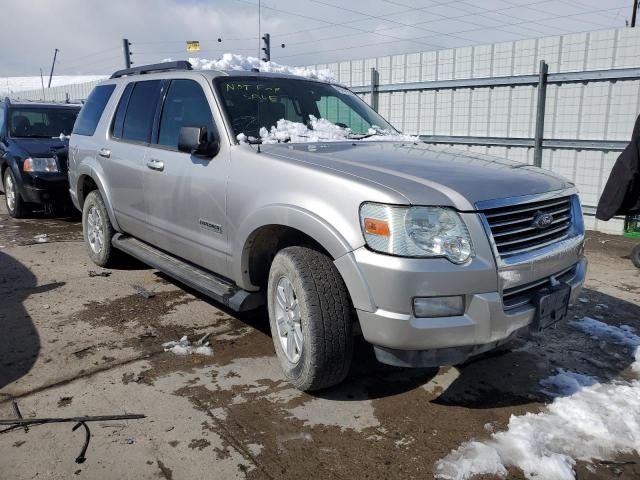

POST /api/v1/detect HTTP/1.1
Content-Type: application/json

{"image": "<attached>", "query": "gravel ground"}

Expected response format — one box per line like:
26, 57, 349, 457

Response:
0, 197, 639, 480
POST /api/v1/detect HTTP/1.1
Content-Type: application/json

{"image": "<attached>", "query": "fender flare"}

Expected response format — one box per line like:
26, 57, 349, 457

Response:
75, 162, 122, 232
234, 204, 353, 287
233, 204, 375, 312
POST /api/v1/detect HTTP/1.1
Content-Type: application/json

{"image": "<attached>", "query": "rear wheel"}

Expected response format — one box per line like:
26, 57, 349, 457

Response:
82, 190, 117, 267
267, 246, 353, 391
3, 169, 28, 218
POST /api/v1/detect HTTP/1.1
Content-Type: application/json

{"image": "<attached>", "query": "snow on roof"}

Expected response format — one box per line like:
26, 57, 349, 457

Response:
434, 318, 640, 480
185, 53, 336, 82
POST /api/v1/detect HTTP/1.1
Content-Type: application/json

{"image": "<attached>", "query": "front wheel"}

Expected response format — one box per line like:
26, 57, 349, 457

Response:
3, 169, 29, 218
267, 246, 353, 391
82, 190, 117, 267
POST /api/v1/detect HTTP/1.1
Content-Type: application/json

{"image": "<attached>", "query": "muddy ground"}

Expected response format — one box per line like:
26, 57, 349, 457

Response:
0, 197, 639, 480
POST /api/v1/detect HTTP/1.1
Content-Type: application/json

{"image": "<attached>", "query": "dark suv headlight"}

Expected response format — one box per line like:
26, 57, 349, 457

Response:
23, 157, 59, 173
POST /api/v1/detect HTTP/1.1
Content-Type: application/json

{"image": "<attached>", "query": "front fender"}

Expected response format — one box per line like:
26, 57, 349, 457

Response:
234, 204, 356, 288
75, 160, 121, 232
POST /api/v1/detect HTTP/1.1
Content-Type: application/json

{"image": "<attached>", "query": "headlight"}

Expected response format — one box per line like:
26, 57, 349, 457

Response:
23, 157, 59, 173
359, 202, 474, 263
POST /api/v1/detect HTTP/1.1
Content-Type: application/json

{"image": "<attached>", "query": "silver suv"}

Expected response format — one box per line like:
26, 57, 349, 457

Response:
68, 61, 587, 391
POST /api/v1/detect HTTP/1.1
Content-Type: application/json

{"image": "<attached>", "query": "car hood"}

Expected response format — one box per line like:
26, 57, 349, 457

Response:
260, 141, 573, 210
10, 137, 70, 172
11, 137, 68, 157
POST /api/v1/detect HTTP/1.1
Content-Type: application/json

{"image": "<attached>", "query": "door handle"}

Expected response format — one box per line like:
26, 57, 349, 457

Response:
98, 148, 111, 158
146, 159, 164, 171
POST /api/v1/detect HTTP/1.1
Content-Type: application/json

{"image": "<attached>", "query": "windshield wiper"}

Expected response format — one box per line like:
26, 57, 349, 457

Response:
347, 132, 381, 139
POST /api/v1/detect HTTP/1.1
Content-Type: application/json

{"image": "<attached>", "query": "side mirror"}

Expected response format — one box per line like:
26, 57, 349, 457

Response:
178, 126, 220, 158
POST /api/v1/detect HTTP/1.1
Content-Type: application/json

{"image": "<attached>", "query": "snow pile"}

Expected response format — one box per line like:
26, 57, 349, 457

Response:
539, 369, 598, 397
570, 317, 640, 348
176, 53, 335, 82
162, 336, 213, 356
238, 115, 417, 144
434, 318, 640, 480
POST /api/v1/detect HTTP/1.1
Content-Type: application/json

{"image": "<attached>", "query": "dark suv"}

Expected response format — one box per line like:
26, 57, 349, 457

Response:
0, 98, 81, 217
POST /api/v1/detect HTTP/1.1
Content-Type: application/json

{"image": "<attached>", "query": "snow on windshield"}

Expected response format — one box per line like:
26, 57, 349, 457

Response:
169, 53, 336, 82
237, 115, 418, 144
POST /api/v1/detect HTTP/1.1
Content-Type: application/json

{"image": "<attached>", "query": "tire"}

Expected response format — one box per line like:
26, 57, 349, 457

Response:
631, 244, 640, 269
82, 190, 117, 267
267, 246, 353, 391
3, 168, 29, 218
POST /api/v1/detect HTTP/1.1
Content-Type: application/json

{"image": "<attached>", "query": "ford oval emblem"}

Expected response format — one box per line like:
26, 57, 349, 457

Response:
532, 211, 554, 229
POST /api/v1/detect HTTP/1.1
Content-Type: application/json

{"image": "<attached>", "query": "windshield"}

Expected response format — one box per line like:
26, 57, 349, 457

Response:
9, 107, 79, 138
214, 77, 396, 140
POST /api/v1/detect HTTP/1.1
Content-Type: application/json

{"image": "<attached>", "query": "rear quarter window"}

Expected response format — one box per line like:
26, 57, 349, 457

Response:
73, 84, 116, 136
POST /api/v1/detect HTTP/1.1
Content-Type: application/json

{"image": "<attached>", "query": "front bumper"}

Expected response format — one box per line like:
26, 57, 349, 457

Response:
337, 204, 587, 367
20, 172, 70, 205
360, 257, 586, 367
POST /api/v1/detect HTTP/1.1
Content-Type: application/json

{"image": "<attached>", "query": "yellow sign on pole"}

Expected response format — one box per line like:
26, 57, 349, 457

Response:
186, 41, 200, 52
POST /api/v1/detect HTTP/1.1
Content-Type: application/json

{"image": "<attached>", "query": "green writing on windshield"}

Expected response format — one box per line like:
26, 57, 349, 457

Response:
225, 82, 281, 102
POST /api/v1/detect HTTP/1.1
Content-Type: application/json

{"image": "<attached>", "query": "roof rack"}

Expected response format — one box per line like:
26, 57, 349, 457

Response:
110, 61, 193, 79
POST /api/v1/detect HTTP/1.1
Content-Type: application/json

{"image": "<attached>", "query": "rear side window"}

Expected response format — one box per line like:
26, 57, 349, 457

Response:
111, 83, 134, 139
0, 105, 5, 136
73, 84, 116, 136
157, 79, 215, 149
121, 80, 162, 143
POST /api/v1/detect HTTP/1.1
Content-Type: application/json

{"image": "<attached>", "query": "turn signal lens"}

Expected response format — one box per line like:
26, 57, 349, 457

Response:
363, 217, 390, 237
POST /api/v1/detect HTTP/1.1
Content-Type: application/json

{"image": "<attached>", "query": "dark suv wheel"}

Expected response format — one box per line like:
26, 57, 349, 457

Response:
267, 246, 353, 391
3, 168, 28, 218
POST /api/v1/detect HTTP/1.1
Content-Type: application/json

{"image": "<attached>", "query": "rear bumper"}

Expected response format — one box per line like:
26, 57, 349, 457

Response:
357, 257, 587, 367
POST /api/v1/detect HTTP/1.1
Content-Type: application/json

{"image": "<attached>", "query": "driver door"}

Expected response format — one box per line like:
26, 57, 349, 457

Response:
143, 78, 230, 277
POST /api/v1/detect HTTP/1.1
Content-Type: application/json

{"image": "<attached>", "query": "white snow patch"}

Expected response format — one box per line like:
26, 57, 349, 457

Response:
570, 317, 640, 348
539, 369, 598, 397
434, 318, 640, 480
164, 53, 335, 82
162, 336, 213, 356
34, 234, 48, 243
246, 115, 417, 144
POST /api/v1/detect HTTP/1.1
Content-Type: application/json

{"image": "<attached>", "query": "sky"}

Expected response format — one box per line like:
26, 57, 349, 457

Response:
0, 0, 633, 76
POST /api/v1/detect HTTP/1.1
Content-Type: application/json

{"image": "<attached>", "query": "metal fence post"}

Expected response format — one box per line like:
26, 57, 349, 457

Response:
370, 67, 379, 112
533, 60, 548, 167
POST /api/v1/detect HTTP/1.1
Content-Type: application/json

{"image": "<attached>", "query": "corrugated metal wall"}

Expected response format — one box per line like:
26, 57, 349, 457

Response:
12, 80, 103, 103
12, 28, 640, 234
308, 28, 640, 235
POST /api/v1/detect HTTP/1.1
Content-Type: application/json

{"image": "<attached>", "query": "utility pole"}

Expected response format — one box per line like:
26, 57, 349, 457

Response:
122, 38, 132, 68
632, 0, 639, 27
47, 48, 59, 88
261, 33, 270, 62
40, 68, 46, 100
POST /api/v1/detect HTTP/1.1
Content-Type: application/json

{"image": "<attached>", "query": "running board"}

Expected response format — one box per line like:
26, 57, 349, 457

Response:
112, 233, 263, 312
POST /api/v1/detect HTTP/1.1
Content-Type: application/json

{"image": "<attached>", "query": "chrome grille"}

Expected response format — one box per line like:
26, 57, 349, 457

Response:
482, 196, 573, 257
